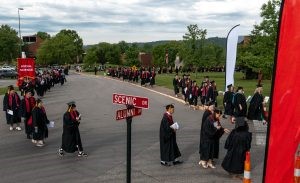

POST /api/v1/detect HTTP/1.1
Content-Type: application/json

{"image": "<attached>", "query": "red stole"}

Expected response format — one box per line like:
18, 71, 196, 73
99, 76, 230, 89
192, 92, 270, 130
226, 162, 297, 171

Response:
164, 112, 174, 125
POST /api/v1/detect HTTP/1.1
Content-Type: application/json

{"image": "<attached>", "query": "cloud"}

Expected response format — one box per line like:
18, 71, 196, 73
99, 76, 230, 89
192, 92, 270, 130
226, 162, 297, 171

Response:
0, 0, 268, 44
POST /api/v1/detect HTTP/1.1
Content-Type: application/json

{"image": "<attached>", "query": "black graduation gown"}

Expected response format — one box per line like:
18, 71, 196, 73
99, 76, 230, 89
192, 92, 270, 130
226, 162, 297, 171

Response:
233, 93, 247, 117
159, 113, 181, 162
3, 93, 21, 125
200, 115, 223, 161
61, 111, 83, 153
247, 92, 264, 120
222, 128, 252, 174
32, 107, 49, 140
199, 110, 212, 154
223, 91, 234, 115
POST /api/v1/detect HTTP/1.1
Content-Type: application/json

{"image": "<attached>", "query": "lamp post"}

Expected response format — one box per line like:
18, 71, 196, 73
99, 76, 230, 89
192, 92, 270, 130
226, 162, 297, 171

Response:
18, 7, 24, 57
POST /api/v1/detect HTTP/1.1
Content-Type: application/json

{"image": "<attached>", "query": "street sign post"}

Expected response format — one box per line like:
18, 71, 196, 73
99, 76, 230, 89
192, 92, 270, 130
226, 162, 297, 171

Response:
116, 107, 142, 120
113, 94, 149, 183
112, 93, 149, 109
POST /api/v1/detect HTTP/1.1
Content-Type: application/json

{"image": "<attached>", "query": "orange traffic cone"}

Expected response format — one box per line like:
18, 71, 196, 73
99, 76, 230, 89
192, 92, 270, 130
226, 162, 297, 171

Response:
243, 151, 251, 183
295, 145, 300, 183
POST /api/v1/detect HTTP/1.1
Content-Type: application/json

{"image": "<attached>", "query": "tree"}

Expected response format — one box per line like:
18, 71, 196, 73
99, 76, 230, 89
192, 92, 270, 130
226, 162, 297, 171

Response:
118, 40, 129, 54
83, 42, 121, 67
238, 0, 281, 79
36, 32, 78, 65
57, 29, 84, 63
37, 31, 51, 40
0, 25, 19, 63
124, 44, 140, 66
182, 24, 207, 69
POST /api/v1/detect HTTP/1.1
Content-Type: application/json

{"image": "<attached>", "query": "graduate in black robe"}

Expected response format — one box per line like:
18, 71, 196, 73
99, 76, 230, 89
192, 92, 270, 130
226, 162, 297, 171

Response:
199, 104, 215, 159
247, 85, 264, 120
32, 99, 49, 147
222, 117, 252, 176
58, 101, 87, 157
19, 90, 36, 139
223, 84, 234, 117
159, 104, 182, 166
233, 87, 247, 117
3, 85, 21, 131
199, 109, 229, 169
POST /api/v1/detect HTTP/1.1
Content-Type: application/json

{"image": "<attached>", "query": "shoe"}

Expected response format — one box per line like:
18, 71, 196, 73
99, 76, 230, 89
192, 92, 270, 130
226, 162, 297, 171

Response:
207, 163, 216, 169
16, 127, 22, 131
36, 141, 44, 147
58, 149, 64, 156
32, 139, 37, 144
200, 161, 208, 169
173, 160, 183, 165
9, 126, 14, 131
78, 152, 88, 157
160, 161, 171, 166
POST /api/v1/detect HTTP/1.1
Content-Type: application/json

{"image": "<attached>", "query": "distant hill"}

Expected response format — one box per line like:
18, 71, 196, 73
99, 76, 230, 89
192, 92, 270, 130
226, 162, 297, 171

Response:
83, 37, 227, 50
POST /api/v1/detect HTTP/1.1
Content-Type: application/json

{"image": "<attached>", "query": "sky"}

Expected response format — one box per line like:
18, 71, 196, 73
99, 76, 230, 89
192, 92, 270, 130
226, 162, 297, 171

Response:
0, 0, 269, 45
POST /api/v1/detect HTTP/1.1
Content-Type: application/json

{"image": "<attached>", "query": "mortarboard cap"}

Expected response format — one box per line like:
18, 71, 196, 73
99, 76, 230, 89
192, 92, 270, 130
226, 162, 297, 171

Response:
67, 101, 76, 107
210, 80, 215, 84
227, 84, 233, 88
235, 117, 247, 128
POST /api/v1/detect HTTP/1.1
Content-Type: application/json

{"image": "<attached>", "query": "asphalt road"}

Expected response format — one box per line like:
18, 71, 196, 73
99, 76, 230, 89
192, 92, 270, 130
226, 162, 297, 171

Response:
0, 72, 266, 183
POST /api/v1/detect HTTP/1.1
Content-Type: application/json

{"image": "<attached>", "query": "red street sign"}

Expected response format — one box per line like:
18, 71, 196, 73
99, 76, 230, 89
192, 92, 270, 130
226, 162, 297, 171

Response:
116, 107, 142, 120
112, 93, 149, 109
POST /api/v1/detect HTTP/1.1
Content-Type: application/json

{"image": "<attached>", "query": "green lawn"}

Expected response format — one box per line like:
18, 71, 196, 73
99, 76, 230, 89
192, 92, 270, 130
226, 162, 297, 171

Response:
0, 87, 8, 95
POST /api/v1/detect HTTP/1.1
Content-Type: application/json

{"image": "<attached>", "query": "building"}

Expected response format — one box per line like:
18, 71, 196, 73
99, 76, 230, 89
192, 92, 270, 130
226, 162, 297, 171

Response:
138, 52, 153, 67
22, 35, 44, 58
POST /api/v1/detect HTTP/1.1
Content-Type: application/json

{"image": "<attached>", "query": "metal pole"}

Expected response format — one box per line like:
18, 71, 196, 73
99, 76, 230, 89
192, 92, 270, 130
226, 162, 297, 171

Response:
18, 8, 24, 57
126, 104, 133, 183
126, 116, 132, 183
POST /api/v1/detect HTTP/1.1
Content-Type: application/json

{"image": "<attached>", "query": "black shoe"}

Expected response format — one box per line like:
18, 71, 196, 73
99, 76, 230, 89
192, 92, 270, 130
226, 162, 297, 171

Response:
160, 161, 171, 166
173, 160, 183, 165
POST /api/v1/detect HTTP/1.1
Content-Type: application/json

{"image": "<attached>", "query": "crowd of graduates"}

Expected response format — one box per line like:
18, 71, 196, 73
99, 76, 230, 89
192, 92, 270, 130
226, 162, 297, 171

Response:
165, 74, 268, 179
104, 66, 156, 87
3, 67, 68, 147
3, 67, 88, 156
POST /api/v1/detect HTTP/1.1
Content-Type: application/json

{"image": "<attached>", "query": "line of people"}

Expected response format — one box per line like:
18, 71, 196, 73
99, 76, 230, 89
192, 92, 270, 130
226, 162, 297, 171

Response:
173, 74, 268, 123
173, 75, 219, 109
3, 84, 88, 156
106, 66, 156, 87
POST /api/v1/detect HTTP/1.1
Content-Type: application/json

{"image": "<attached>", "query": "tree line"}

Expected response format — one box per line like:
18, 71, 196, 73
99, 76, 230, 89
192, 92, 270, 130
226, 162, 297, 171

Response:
0, 0, 280, 79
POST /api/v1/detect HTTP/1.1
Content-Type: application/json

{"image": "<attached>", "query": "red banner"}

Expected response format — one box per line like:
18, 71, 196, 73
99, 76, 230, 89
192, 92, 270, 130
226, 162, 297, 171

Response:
17, 58, 35, 80
264, 1, 300, 182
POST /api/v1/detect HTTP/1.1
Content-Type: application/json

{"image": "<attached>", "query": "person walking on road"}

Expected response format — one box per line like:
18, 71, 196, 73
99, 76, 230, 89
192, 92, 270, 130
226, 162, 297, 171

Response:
58, 101, 87, 157
3, 85, 22, 131
221, 117, 252, 179
159, 104, 182, 166
32, 99, 49, 147
19, 90, 36, 139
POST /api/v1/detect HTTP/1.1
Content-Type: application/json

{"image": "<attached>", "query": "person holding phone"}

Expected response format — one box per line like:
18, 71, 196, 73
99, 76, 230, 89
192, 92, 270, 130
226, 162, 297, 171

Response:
58, 101, 87, 157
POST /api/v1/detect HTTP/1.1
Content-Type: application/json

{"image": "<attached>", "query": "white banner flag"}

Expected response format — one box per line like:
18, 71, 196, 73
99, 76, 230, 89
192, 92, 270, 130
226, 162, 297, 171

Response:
225, 25, 240, 91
